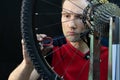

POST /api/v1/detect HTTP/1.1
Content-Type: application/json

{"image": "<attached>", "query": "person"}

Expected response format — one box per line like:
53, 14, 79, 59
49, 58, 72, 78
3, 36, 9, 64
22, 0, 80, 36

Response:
8, 0, 109, 80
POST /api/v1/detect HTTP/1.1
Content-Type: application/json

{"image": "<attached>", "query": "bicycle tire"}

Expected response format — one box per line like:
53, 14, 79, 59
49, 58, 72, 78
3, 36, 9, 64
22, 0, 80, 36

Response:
20, 0, 62, 79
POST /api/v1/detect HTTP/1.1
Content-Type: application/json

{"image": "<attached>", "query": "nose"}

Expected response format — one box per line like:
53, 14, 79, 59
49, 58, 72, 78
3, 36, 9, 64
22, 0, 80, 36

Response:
68, 20, 76, 29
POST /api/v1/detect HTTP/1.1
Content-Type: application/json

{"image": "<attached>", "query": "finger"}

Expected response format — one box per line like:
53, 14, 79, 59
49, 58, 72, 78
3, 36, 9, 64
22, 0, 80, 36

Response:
21, 39, 27, 55
39, 42, 44, 50
42, 45, 53, 56
36, 34, 47, 41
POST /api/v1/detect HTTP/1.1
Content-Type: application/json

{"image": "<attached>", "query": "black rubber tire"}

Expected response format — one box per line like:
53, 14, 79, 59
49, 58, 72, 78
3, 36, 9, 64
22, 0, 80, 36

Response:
20, 0, 62, 80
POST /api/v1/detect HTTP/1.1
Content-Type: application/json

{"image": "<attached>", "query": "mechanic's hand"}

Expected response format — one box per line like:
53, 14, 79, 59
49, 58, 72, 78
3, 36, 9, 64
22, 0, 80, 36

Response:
36, 34, 53, 55
21, 34, 53, 65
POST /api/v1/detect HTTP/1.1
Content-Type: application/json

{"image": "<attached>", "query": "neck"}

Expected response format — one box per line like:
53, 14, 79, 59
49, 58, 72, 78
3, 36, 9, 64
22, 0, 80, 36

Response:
70, 40, 89, 54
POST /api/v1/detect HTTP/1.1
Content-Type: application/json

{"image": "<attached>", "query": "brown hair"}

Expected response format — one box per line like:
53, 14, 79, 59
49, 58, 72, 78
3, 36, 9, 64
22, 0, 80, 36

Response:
62, 0, 65, 4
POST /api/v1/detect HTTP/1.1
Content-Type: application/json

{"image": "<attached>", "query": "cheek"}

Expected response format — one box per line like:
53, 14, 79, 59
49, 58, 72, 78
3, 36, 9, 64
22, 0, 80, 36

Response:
76, 22, 85, 31
62, 23, 67, 33
61, 18, 67, 31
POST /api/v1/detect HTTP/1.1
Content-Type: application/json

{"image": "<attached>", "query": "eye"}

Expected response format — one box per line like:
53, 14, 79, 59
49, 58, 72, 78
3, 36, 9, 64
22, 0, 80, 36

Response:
65, 14, 70, 18
75, 14, 83, 19
62, 13, 71, 18
79, 15, 84, 19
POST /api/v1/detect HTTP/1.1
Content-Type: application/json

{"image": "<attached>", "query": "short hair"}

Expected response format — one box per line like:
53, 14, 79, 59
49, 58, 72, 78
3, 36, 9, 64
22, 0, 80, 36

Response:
62, 0, 89, 5
62, 0, 65, 4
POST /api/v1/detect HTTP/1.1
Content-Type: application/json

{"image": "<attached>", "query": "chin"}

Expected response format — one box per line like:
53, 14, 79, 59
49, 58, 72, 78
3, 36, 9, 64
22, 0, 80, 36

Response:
68, 37, 80, 42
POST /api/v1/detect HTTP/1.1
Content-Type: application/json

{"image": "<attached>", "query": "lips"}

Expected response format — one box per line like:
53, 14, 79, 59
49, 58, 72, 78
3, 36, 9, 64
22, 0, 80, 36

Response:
67, 31, 76, 36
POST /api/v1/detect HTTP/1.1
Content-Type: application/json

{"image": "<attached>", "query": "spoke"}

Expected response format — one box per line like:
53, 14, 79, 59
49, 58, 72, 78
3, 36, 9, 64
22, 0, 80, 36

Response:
76, 60, 90, 80
59, 42, 89, 79
36, 0, 91, 31
37, 19, 75, 29
68, 0, 90, 15
40, 0, 85, 15
37, 20, 92, 32
38, 12, 61, 15
45, 43, 69, 67
43, 37, 91, 79
68, 0, 84, 10
62, 53, 77, 77
44, 41, 67, 58
36, 0, 91, 30
44, 29, 91, 57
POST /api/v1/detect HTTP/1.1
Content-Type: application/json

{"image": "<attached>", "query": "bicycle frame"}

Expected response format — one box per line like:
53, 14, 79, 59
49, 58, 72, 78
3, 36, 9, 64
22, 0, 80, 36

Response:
89, 16, 120, 80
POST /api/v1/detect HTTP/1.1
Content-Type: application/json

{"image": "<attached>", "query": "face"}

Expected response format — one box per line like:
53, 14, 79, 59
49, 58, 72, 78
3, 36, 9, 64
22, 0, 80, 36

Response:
61, 0, 88, 42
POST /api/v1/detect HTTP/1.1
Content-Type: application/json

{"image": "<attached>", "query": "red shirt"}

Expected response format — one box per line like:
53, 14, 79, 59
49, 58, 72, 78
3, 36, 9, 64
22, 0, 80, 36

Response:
51, 42, 108, 80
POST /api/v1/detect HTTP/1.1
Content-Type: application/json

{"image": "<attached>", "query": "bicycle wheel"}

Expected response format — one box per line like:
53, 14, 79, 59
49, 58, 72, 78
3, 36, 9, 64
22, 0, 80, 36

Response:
21, 0, 63, 79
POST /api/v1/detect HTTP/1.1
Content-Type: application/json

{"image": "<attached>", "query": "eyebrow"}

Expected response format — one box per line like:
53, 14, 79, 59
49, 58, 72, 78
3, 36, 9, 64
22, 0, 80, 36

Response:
61, 11, 71, 14
61, 11, 83, 16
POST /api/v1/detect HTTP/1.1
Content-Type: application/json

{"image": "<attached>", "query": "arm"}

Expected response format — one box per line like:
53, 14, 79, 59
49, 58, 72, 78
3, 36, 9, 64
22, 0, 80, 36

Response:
8, 39, 34, 80
8, 60, 34, 80
8, 34, 52, 80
